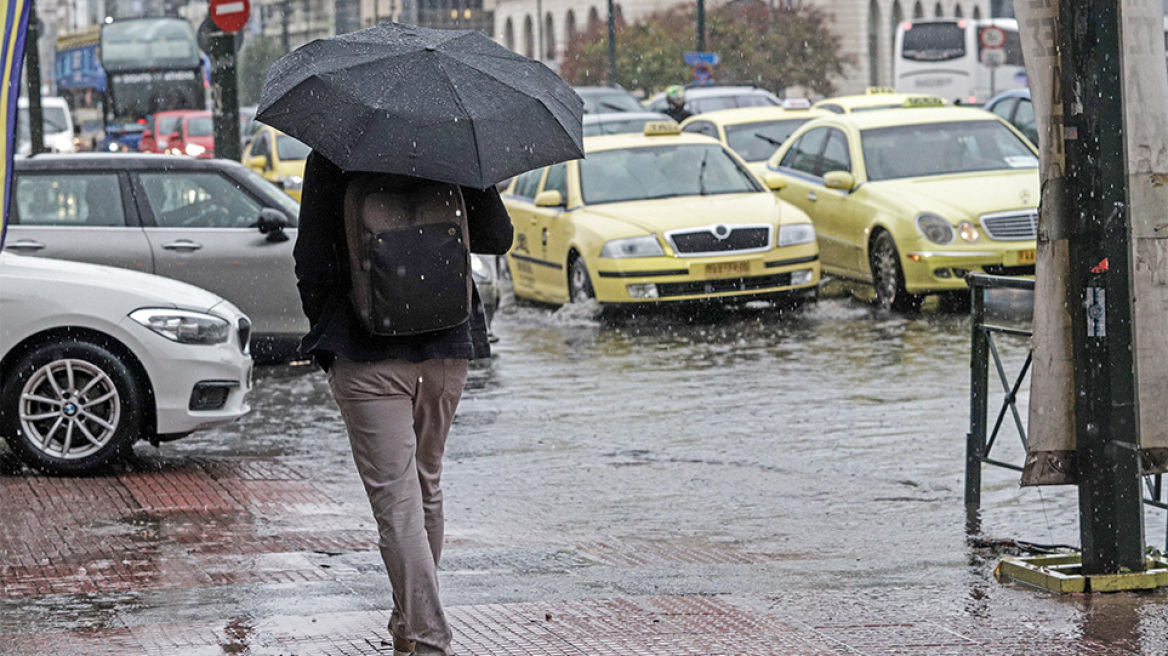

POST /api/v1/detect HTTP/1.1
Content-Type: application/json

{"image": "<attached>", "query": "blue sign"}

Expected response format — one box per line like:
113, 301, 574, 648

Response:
683, 51, 720, 67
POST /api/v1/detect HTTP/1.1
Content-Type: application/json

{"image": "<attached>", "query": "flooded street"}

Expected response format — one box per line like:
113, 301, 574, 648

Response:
4, 287, 1168, 654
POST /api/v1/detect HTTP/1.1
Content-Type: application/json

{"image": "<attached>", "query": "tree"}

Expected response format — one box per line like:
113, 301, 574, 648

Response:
236, 36, 287, 107
559, 2, 850, 97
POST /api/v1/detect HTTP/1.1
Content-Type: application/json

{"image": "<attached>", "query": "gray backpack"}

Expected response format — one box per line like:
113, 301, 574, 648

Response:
343, 174, 471, 336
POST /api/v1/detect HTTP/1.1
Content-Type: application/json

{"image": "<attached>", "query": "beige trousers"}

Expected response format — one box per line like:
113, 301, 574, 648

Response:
327, 356, 469, 655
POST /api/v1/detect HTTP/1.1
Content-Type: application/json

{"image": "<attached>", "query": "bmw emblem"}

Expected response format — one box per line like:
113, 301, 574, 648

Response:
63, 402, 78, 417
711, 224, 731, 240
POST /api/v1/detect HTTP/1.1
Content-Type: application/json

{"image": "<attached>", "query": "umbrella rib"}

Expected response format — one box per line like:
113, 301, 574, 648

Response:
437, 56, 484, 188
446, 54, 581, 128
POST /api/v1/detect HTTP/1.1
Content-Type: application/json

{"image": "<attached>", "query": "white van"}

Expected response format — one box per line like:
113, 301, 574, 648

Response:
17, 97, 77, 155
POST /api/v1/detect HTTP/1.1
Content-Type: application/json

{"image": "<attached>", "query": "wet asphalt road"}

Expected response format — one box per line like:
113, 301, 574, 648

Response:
4, 284, 1168, 653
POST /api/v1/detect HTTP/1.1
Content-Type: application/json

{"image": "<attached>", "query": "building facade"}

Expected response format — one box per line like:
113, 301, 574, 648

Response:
491, 0, 991, 94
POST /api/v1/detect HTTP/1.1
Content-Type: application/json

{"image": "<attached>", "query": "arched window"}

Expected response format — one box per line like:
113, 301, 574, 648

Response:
868, 0, 881, 86
545, 13, 555, 60
566, 9, 578, 43
913, 1, 924, 18
934, 2, 943, 16
954, 4, 963, 17
972, 5, 981, 19
588, 6, 600, 30
504, 17, 514, 51
614, 3, 624, 25
523, 15, 534, 58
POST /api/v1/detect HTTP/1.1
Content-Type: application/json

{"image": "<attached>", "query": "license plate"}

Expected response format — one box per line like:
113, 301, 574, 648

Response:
705, 261, 750, 279
1016, 249, 1036, 265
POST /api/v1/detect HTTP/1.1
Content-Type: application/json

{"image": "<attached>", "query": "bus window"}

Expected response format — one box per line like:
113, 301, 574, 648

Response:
901, 21, 965, 61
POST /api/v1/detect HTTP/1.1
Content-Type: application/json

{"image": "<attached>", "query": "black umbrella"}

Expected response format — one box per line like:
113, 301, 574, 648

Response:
255, 22, 584, 189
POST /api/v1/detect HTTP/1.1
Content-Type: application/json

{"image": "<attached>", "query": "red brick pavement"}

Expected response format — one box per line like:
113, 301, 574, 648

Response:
1, 459, 1162, 655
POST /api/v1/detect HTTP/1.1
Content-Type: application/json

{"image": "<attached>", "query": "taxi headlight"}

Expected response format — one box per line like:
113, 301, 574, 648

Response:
130, 308, 231, 345
279, 175, 304, 191
915, 213, 955, 245
778, 223, 816, 247
958, 221, 980, 243
185, 143, 206, 156
600, 235, 665, 258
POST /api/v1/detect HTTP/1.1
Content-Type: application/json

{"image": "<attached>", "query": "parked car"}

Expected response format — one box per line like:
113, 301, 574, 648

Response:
0, 253, 252, 474
500, 122, 819, 307
164, 110, 216, 158
763, 105, 1039, 311
574, 85, 644, 114
8, 154, 303, 362
643, 85, 781, 115
984, 88, 1036, 146
680, 105, 832, 176
811, 88, 948, 114
16, 96, 76, 155
583, 111, 672, 137
242, 124, 311, 201
139, 109, 201, 154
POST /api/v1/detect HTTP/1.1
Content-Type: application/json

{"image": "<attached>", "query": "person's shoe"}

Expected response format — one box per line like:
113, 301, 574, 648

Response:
388, 628, 415, 656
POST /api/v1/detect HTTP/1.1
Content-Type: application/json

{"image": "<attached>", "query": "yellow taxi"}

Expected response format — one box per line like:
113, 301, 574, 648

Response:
501, 122, 821, 306
762, 103, 1038, 310
679, 105, 832, 176
241, 124, 311, 201
812, 87, 948, 115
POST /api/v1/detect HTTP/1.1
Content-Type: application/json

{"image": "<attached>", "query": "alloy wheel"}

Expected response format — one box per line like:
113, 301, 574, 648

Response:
19, 358, 122, 461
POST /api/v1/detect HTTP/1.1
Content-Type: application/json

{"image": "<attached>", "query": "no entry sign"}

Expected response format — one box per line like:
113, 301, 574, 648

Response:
210, 0, 250, 32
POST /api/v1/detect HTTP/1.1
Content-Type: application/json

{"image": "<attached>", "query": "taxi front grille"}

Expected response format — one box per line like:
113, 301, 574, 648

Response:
981, 210, 1037, 241
666, 225, 772, 255
656, 272, 792, 298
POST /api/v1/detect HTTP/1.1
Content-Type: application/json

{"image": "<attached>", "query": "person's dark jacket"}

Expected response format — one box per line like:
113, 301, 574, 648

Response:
664, 104, 692, 123
294, 151, 513, 370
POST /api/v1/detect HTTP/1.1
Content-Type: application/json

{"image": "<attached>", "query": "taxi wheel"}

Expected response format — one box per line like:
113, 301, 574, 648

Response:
0, 339, 144, 475
568, 256, 595, 303
870, 231, 922, 312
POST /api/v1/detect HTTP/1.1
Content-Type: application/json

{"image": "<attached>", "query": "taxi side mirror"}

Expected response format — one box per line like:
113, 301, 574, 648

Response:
534, 189, 564, 207
245, 155, 267, 170
761, 171, 788, 191
823, 171, 856, 191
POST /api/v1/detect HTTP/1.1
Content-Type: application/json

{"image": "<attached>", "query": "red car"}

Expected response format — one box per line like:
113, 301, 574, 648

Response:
139, 109, 201, 154
164, 110, 216, 158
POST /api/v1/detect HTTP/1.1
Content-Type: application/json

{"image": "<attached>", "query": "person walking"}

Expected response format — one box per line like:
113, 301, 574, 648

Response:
294, 150, 513, 656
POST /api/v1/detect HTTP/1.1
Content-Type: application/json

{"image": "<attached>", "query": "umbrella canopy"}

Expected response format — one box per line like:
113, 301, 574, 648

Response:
255, 22, 584, 189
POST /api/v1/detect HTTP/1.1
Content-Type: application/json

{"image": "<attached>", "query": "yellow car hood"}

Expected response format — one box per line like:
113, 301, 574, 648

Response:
872, 170, 1039, 219
584, 193, 793, 234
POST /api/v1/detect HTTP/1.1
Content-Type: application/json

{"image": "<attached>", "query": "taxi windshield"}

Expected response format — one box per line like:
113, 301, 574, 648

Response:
579, 144, 762, 205
861, 120, 1038, 181
725, 118, 813, 161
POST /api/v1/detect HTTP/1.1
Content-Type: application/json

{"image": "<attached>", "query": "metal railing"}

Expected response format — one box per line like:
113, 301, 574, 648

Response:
964, 273, 1168, 549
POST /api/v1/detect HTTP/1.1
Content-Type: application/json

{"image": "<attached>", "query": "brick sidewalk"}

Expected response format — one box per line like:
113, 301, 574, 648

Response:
2, 455, 1166, 655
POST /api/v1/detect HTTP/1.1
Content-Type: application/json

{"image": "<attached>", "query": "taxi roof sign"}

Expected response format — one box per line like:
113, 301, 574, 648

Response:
865, 86, 896, 95
781, 98, 812, 110
644, 120, 681, 136
902, 96, 946, 108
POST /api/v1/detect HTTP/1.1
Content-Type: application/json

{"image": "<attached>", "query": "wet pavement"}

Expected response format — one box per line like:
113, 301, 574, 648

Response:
3, 286, 1168, 655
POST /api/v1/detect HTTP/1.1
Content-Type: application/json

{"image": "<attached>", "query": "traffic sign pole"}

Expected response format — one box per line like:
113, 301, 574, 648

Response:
206, 0, 249, 162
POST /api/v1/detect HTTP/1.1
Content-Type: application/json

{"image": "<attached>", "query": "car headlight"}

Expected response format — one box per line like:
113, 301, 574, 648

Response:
915, 213, 955, 245
777, 223, 816, 247
130, 308, 231, 345
470, 254, 493, 283
279, 175, 304, 191
958, 221, 980, 243
600, 235, 665, 258
185, 143, 206, 156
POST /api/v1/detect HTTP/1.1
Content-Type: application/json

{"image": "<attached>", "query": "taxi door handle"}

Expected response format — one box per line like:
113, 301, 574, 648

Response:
162, 240, 204, 252
3, 239, 46, 252
807, 192, 818, 202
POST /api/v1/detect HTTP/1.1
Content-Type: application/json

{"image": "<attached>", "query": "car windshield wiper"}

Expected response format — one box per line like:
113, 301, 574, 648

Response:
599, 101, 630, 112
698, 149, 710, 196
753, 132, 784, 147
